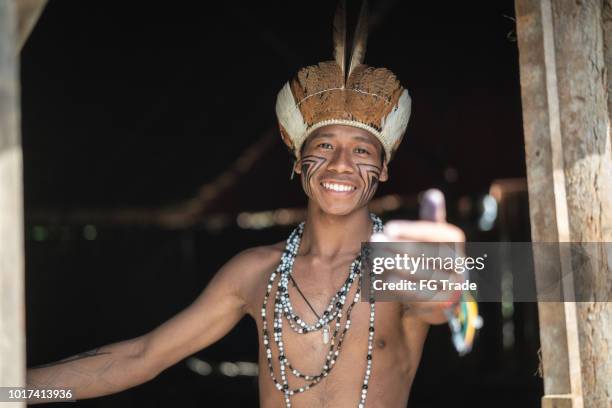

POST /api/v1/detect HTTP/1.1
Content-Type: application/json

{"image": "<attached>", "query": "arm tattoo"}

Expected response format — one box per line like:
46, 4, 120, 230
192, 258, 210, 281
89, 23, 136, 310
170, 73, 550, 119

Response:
28, 348, 118, 391
33, 348, 112, 369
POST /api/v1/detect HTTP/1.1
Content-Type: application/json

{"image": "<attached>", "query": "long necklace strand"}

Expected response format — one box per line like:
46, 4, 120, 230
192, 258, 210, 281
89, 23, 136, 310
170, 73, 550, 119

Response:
288, 275, 332, 343
261, 214, 383, 408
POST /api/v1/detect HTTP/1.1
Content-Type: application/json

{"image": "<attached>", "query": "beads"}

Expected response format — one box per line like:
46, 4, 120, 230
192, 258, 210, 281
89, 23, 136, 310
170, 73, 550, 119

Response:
261, 214, 383, 407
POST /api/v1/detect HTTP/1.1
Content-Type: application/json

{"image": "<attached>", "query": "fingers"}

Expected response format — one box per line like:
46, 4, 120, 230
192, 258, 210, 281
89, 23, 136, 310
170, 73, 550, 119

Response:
383, 220, 465, 243
371, 189, 461, 242
370, 233, 391, 244
381, 189, 462, 242
368, 188, 468, 308
419, 188, 446, 223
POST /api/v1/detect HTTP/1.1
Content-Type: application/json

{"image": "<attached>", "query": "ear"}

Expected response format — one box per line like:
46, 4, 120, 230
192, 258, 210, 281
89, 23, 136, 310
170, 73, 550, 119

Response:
379, 162, 389, 182
294, 158, 302, 175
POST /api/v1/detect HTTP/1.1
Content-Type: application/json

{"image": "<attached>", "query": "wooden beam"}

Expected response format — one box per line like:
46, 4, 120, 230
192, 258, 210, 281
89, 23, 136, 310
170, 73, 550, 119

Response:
542, 395, 574, 408
515, 0, 612, 407
0, 0, 26, 407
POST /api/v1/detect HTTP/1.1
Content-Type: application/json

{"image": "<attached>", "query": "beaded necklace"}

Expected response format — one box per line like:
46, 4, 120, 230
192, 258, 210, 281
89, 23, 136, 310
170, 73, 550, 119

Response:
261, 214, 383, 407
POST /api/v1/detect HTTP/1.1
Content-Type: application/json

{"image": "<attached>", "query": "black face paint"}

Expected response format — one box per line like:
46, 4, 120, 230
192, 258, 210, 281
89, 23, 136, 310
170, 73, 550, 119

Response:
356, 163, 382, 207
299, 155, 327, 197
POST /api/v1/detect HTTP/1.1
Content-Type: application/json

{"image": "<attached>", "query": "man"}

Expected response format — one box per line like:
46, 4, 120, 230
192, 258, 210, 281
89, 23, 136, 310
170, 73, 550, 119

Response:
27, 3, 465, 407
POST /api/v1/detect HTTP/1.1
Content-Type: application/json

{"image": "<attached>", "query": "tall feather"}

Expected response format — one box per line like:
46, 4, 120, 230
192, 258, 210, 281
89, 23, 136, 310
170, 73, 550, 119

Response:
333, 0, 347, 83
347, 0, 368, 78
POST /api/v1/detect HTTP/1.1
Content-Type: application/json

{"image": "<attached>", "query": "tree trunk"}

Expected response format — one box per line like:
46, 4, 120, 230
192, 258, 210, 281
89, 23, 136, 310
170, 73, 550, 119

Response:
515, 0, 612, 406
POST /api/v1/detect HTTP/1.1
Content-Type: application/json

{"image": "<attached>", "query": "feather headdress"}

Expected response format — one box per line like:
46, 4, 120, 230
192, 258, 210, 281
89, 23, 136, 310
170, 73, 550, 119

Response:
275, 0, 411, 163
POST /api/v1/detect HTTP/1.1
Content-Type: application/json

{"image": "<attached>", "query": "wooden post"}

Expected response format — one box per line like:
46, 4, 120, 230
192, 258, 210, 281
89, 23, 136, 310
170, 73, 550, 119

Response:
0, 0, 26, 407
515, 0, 612, 407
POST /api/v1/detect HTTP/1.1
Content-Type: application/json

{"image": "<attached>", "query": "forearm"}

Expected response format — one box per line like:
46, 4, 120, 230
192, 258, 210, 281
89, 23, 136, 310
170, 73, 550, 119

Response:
26, 336, 156, 403
404, 270, 465, 324
403, 301, 449, 324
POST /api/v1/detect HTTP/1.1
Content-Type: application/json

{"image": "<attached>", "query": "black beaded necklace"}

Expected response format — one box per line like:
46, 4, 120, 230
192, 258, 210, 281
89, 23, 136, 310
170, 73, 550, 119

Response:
261, 214, 383, 408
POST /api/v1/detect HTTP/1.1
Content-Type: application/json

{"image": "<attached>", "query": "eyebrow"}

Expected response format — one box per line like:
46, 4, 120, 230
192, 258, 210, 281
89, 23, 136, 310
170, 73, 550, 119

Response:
311, 132, 378, 147
351, 135, 378, 147
309, 132, 334, 141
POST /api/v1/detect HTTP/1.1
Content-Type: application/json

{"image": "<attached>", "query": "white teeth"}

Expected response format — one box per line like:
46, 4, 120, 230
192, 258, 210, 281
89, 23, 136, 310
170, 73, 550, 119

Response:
322, 182, 355, 192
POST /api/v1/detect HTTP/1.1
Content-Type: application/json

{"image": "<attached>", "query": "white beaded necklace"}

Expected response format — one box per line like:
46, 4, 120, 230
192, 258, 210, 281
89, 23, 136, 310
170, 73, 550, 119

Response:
261, 214, 383, 407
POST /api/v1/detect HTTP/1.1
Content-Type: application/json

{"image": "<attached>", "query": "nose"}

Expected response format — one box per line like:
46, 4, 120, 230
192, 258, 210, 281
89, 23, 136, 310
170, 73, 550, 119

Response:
326, 146, 354, 174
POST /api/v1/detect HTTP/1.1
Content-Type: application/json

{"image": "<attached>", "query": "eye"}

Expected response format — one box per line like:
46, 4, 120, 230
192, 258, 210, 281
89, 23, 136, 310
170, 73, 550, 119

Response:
317, 142, 333, 150
354, 147, 370, 155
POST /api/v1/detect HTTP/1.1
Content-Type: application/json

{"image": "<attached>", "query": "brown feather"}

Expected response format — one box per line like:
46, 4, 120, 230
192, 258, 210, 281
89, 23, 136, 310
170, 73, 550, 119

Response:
348, 0, 368, 78
333, 0, 347, 82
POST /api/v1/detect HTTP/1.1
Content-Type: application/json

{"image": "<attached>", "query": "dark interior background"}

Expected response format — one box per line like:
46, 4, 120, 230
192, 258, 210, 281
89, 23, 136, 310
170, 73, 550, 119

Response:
22, 0, 541, 406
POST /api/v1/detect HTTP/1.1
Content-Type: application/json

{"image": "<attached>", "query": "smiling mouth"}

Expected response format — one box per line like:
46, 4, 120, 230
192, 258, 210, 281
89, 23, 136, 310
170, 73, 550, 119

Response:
320, 181, 357, 192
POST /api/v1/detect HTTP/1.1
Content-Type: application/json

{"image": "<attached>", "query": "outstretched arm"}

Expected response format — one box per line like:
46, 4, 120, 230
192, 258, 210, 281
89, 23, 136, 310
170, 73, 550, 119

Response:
27, 248, 261, 403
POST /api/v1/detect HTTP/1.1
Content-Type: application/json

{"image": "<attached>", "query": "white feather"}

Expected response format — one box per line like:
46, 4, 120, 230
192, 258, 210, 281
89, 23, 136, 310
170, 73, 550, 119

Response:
275, 83, 307, 150
380, 90, 412, 158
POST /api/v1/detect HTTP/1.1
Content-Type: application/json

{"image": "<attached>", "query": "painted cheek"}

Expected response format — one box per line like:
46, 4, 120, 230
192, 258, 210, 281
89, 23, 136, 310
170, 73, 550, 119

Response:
356, 163, 382, 206
299, 155, 327, 198
300, 168, 312, 197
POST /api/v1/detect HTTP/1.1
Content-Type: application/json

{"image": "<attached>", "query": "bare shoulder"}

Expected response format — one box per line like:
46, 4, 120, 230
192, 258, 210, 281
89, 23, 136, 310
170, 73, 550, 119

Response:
224, 242, 284, 276
216, 242, 284, 313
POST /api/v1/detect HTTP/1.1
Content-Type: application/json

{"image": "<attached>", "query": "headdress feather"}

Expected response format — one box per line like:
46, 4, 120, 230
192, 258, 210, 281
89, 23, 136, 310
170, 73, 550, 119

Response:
277, 0, 411, 164
347, 0, 368, 79
332, 0, 347, 82
333, 0, 369, 83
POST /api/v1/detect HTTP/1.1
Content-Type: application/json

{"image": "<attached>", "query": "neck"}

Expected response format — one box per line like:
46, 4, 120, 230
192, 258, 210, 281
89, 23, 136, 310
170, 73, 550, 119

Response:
299, 202, 373, 258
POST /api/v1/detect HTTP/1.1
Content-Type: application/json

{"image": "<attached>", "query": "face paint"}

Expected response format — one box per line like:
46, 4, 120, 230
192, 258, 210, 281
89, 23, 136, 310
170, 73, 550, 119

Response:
299, 153, 381, 210
356, 163, 382, 207
299, 155, 327, 198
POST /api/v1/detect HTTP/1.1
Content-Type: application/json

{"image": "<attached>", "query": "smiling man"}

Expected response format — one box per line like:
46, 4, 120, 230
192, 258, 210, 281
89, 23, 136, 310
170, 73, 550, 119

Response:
297, 127, 387, 214
27, 3, 465, 407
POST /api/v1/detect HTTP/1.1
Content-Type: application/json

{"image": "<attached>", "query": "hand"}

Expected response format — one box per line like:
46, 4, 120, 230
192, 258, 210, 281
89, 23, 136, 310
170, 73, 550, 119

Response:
380, 189, 464, 243
369, 189, 466, 321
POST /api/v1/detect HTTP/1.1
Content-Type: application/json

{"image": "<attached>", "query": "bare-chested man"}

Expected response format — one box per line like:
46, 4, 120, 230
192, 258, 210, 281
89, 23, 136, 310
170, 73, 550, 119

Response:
27, 124, 464, 407
27, 4, 466, 407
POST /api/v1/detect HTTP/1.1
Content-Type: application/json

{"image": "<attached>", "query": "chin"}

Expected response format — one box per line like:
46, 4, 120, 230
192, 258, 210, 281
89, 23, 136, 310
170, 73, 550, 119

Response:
322, 207, 355, 216
315, 198, 364, 216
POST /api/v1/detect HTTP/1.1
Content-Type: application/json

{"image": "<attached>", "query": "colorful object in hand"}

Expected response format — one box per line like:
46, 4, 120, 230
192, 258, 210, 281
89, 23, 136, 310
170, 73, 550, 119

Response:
445, 292, 483, 356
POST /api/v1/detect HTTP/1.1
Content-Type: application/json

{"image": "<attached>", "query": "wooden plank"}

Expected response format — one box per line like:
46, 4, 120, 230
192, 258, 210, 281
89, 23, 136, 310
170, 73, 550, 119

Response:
0, 0, 26, 407
542, 395, 574, 408
515, 0, 581, 403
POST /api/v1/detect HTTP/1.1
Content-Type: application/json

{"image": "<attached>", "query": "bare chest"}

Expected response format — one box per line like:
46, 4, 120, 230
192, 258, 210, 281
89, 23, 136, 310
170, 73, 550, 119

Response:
247, 261, 427, 408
